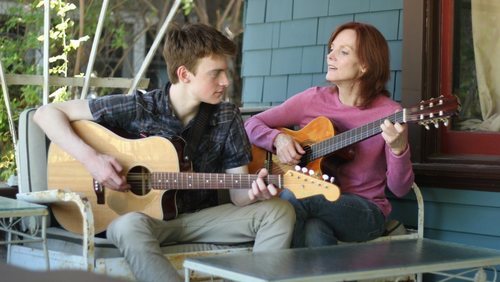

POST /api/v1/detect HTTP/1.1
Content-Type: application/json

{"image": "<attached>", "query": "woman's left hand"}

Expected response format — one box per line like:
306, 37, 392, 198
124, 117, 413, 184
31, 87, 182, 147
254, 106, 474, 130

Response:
380, 119, 408, 156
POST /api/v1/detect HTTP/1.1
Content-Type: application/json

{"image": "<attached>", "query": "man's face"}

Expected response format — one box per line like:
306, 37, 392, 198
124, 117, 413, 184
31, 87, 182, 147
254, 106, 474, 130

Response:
186, 55, 230, 105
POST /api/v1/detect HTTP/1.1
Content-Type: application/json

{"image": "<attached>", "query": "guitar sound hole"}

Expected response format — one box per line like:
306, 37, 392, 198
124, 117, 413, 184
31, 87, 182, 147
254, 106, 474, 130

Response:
127, 166, 151, 196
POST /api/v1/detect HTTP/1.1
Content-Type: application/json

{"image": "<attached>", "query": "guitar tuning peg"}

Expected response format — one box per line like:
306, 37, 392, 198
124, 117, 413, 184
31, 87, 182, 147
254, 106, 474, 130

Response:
308, 169, 314, 176
444, 119, 449, 126
322, 174, 329, 181
295, 165, 302, 172
301, 167, 308, 174
329, 176, 335, 183
433, 120, 439, 128
424, 123, 430, 130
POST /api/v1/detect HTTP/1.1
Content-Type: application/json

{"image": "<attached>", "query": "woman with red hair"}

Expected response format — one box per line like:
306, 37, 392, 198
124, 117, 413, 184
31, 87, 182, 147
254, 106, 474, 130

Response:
245, 22, 414, 247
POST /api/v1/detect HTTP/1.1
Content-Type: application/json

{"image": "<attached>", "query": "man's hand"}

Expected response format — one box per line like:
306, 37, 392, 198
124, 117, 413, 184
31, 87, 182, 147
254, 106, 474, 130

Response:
84, 153, 130, 191
248, 168, 279, 201
380, 119, 408, 156
273, 133, 305, 165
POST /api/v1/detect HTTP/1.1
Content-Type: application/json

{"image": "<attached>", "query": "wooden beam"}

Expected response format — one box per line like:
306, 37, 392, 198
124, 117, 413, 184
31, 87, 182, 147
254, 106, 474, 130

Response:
4, 74, 149, 89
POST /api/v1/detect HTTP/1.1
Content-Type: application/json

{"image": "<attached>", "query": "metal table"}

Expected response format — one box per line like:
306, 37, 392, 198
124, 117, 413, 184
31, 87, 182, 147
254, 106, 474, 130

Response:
0, 196, 49, 269
184, 238, 500, 282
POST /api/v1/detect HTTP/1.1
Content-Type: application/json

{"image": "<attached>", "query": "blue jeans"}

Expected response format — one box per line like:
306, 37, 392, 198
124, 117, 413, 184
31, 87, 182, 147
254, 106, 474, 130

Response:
280, 189, 385, 248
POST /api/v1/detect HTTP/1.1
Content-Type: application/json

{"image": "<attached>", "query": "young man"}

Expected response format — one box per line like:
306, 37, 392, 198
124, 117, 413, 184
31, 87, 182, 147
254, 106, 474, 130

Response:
34, 23, 295, 282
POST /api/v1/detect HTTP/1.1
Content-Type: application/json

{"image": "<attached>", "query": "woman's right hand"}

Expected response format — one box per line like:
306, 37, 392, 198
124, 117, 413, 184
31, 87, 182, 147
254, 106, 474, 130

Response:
273, 133, 305, 165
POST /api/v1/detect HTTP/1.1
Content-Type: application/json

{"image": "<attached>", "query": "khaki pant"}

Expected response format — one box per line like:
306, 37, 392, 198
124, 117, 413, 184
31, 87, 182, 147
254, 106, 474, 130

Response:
107, 198, 295, 282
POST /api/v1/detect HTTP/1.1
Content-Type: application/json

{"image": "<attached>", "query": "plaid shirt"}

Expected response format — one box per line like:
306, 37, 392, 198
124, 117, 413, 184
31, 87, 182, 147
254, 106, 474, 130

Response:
88, 83, 252, 214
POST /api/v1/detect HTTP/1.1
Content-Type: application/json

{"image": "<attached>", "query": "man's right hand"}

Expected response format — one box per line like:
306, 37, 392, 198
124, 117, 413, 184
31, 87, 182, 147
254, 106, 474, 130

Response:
273, 133, 305, 165
84, 153, 130, 191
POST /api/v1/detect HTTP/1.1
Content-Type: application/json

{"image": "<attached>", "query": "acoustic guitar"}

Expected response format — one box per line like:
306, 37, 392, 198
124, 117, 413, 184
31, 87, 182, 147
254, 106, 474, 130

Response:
47, 120, 339, 235
248, 95, 460, 175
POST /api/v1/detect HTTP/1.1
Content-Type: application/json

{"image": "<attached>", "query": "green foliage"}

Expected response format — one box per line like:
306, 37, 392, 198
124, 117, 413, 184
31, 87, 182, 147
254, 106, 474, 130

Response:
182, 0, 195, 15
0, 1, 42, 181
0, 0, 88, 181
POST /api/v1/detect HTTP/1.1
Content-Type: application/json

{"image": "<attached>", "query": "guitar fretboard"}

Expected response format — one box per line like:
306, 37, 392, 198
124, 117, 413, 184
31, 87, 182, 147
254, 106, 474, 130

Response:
150, 172, 282, 190
303, 110, 405, 163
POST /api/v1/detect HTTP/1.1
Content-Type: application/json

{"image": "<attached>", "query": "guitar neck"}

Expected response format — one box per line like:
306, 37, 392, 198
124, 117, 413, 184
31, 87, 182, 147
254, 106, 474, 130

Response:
149, 172, 282, 190
303, 111, 405, 163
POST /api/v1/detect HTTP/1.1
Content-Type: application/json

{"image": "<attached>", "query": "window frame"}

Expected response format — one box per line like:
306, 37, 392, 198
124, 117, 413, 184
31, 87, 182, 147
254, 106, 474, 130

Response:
402, 0, 500, 191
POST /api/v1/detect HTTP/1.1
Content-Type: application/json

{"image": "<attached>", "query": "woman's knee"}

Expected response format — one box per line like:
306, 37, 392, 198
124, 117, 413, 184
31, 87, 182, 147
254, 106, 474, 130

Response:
304, 218, 337, 247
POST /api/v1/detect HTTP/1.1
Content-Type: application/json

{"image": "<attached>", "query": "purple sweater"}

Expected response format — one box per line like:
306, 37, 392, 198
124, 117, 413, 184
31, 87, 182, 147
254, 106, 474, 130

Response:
245, 86, 415, 217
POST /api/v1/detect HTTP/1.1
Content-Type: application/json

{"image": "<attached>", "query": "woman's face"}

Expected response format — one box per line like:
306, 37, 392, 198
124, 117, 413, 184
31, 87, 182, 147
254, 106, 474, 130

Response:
325, 29, 366, 86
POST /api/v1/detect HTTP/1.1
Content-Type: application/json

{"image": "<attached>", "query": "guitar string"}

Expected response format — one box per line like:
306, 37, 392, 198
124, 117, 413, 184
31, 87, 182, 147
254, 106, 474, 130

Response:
306, 112, 404, 161
122, 172, 333, 192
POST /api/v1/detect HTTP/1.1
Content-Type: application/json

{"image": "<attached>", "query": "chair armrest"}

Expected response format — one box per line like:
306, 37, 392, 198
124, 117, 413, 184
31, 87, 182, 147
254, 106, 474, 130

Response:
16, 190, 96, 271
411, 183, 425, 239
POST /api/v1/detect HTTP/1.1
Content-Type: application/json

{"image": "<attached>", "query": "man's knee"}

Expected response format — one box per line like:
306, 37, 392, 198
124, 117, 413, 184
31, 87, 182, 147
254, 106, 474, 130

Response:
260, 198, 296, 227
107, 212, 149, 243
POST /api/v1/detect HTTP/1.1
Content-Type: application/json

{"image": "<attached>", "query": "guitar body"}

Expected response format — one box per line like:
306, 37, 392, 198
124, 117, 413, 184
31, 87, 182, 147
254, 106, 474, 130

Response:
249, 116, 336, 174
48, 120, 180, 234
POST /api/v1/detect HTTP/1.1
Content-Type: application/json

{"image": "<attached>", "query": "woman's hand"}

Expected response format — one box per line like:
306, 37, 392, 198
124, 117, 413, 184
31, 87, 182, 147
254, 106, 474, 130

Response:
380, 119, 408, 156
273, 133, 305, 165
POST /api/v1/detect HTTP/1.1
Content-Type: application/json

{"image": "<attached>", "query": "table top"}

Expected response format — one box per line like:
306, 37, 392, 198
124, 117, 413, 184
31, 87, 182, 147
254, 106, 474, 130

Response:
184, 238, 500, 282
0, 196, 48, 217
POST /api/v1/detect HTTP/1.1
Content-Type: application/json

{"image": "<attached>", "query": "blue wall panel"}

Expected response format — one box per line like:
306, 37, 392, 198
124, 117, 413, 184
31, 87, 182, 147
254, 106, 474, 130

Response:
271, 48, 303, 75
263, 76, 288, 103
301, 46, 324, 73
243, 24, 274, 50
266, 0, 293, 22
279, 19, 318, 47
391, 187, 500, 251
312, 73, 328, 86
245, 0, 266, 24
293, 0, 329, 19
287, 74, 312, 98
393, 71, 402, 101
241, 50, 271, 76
388, 40, 402, 70
370, 0, 403, 11
329, 0, 368, 15
242, 77, 264, 103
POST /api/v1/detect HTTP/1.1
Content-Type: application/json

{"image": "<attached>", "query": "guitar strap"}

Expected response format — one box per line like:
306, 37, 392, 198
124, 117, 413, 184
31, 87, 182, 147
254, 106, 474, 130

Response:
183, 102, 215, 163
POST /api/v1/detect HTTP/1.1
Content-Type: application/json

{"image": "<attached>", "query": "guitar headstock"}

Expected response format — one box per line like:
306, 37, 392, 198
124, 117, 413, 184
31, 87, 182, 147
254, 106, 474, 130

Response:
405, 95, 461, 129
283, 170, 340, 201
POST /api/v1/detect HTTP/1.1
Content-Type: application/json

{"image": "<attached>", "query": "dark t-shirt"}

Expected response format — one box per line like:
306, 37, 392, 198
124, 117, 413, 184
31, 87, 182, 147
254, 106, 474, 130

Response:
88, 83, 252, 214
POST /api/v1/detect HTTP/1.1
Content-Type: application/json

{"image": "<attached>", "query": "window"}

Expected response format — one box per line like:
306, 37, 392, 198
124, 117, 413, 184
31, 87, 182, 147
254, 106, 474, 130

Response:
402, 0, 500, 191
441, 0, 500, 156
